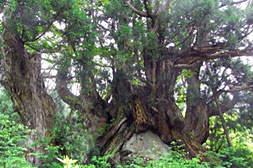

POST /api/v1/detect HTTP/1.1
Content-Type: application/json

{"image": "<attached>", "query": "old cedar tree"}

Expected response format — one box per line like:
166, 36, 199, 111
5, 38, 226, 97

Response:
1, 0, 253, 165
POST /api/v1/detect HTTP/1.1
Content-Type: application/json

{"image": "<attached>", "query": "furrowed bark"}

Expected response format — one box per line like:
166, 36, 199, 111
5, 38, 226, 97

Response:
0, 28, 55, 166
183, 65, 209, 144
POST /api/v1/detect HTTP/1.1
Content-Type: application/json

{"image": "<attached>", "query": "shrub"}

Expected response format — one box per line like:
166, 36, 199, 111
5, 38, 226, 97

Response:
117, 151, 210, 168
216, 145, 253, 168
0, 113, 34, 168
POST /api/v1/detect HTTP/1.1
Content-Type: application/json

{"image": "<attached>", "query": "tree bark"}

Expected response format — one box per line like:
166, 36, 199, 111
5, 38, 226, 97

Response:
215, 98, 232, 147
0, 30, 55, 166
95, 94, 206, 161
183, 65, 209, 144
93, 59, 211, 161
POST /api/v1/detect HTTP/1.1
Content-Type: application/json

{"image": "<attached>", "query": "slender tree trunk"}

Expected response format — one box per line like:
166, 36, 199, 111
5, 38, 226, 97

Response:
215, 99, 232, 147
0, 31, 55, 166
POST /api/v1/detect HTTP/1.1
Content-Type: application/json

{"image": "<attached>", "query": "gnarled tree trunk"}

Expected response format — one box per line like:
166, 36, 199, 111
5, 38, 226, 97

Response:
0, 28, 55, 166
94, 67, 208, 161
56, 61, 208, 164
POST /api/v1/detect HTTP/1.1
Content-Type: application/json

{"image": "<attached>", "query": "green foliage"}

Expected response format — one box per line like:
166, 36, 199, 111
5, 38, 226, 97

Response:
57, 155, 112, 168
0, 88, 33, 167
27, 136, 61, 168
33, 108, 94, 167
175, 86, 186, 111
0, 104, 252, 168
217, 146, 253, 168
24, 111, 93, 168
175, 69, 196, 111
51, 111, 92, 163
208, 112, 253, 152
180, 69, 195, 79
88, 155, 112, 168
206, 143, 253, 168
0, 89, 18, 121
207, 113, 253, 168
0, 113, 34, 168
236, 92, 253, 129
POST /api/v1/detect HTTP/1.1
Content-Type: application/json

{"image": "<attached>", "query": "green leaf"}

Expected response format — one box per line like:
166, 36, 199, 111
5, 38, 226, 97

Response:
102, 0, 109, 5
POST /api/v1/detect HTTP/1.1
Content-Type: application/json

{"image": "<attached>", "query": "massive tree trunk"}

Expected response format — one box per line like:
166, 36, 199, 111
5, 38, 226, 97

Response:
95, 65, 208, 161
56, 57, 247, 164
0, 26, 55, 166
56, 59, 208, 164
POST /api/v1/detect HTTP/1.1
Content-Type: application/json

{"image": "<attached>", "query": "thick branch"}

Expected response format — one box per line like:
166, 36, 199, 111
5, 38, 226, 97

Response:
207, 85, 253, 116
143, 0, 156, 27
175, 48, 253, 65
126, 1, 153, 18
207, 85, 253, 104
26, 20, 54, 43
220, 0, 248, 7
56, 67, 102, 115
25, 43, 41, 52
208, 91, 239, 117
56, 70, 83, 110
25, 10, 61, 43
143, 0, 151, 17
